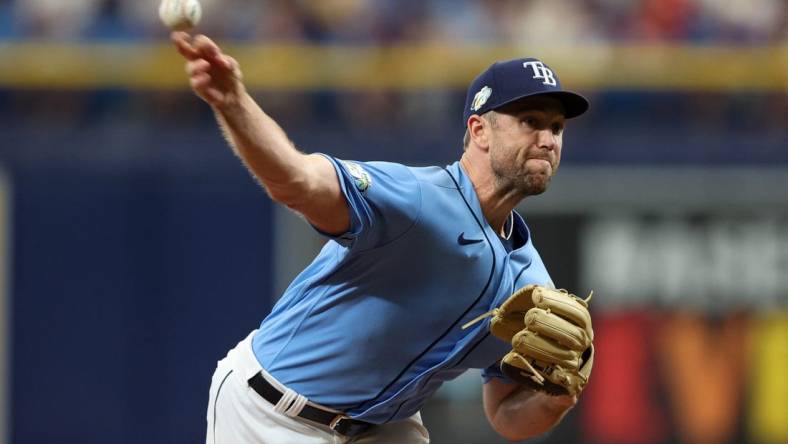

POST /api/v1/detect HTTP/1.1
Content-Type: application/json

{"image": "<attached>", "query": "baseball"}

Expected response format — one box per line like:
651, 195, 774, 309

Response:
159, 0, 202, 31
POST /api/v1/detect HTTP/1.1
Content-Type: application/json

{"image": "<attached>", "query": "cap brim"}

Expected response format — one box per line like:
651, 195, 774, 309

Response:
496, 90, 589, 119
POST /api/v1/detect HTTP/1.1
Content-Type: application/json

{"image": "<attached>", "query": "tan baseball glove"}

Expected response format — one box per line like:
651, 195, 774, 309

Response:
468, 285, 594, 396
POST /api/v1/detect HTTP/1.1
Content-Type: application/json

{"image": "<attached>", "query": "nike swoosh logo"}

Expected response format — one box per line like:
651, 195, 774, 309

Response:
458, 232, 484, 245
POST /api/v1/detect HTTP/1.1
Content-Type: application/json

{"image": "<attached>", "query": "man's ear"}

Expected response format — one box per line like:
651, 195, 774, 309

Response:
467, 114, 490, 151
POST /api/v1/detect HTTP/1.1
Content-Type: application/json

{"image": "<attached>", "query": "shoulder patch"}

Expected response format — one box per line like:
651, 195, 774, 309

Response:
341, 160, 372, 194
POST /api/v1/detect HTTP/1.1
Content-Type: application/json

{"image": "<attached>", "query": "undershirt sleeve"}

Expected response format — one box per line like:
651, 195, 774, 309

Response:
481, 361, 515, 384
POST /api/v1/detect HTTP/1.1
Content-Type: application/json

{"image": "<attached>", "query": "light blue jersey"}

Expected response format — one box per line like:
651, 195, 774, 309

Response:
253, 156, 553, 424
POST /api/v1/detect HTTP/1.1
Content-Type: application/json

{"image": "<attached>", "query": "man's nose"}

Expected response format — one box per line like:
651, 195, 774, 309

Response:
537, 129, 557, 151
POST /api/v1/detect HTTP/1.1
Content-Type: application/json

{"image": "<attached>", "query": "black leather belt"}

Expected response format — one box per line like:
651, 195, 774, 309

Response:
247, 372, 373, 438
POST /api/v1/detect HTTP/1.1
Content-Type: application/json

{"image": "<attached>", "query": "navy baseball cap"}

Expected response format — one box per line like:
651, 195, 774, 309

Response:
463, 58, 589, 124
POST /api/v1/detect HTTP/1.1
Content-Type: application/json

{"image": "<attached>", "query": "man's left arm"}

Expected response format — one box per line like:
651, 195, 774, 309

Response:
483, 378, 576, 441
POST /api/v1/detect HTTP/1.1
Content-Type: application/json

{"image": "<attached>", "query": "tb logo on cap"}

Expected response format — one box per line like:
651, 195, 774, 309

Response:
523, 61, 557, 86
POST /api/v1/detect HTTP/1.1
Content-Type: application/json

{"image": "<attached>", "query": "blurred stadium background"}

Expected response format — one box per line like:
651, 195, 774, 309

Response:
1, 0, 787, 443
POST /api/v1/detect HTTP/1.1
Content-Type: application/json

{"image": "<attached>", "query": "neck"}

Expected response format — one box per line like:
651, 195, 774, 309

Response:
460, 154, 525, 236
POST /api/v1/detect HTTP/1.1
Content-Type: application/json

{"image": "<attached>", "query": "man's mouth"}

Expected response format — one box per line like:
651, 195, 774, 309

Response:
528, 157, 552, 167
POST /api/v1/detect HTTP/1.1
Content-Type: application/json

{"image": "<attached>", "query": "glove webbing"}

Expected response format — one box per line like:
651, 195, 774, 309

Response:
461, 290, 593, 331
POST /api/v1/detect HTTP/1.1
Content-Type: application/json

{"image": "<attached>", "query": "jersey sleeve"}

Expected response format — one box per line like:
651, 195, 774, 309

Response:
316, 154, 422, 251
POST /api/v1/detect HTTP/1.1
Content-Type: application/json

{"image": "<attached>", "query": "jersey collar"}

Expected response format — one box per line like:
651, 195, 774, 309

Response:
450, 160, 488, 228
451, 161, 531, 250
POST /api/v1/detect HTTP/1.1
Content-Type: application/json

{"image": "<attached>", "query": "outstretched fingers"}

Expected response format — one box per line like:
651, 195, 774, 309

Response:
171, 31, 200, 61
224, 55, 242, 79
173, 32, 233, 73
173, 32, 242, 107
185, 59, 210, 77
190, 71, 211, 89
192, 34, 227, 67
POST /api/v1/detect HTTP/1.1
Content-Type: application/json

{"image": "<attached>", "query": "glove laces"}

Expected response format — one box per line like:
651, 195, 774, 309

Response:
461, 289, 593, 330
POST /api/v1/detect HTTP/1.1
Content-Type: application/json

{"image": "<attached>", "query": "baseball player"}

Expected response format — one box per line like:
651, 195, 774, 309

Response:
172, 31, 594, 444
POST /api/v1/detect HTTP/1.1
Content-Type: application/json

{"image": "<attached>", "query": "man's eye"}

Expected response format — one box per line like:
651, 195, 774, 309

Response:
523, 117, 537, 127
552, 124, 564, 134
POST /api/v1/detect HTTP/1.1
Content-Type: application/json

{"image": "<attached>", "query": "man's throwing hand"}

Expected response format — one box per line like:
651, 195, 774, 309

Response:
171, 32, 244, 109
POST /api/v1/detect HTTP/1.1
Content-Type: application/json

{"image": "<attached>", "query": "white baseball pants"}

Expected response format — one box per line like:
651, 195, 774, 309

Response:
206, 331, 430, 444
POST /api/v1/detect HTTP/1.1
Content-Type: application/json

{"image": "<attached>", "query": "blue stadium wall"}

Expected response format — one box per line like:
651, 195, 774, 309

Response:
1, 88, 786, 443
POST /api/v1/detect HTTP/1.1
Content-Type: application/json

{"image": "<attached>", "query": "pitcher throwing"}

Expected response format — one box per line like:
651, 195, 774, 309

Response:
171, 31, 595, 443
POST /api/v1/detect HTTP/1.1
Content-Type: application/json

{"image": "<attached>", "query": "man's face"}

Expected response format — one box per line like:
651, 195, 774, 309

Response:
486, 96, 566, 196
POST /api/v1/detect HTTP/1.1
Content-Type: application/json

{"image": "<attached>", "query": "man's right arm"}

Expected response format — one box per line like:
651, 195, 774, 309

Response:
171, 32, 349, 235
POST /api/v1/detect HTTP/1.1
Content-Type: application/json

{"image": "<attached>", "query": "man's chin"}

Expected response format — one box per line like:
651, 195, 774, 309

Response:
521, 175, 551, 196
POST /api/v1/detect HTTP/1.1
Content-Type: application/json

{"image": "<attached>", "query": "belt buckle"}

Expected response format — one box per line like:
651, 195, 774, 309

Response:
329, 414, 350, 432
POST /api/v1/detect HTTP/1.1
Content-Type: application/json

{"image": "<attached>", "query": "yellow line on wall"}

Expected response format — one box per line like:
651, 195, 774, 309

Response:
0, 41, 786, 91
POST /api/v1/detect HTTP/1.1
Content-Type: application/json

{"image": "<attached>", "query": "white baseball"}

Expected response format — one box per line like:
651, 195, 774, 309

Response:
159, 0, 202, 31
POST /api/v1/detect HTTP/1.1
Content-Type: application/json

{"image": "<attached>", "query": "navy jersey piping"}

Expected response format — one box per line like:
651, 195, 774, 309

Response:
512, 266, 529, 288
384, 330, 492, 423
352, 167, 498, 412
264, 164, 420, 391
385, 402, 407, 425
455, 332, 492, 370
